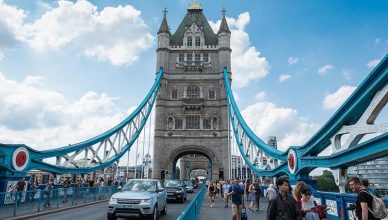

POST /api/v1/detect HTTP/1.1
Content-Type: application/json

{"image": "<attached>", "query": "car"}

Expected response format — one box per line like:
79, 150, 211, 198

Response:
184, 180, 194, 193
107, 179, 167, 220
164, 180, 187, 203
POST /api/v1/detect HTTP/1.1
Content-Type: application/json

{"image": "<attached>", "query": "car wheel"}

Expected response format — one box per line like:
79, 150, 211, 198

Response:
161, 204, 167, 215
181, 197, 185, 203
151, 205, 158, 220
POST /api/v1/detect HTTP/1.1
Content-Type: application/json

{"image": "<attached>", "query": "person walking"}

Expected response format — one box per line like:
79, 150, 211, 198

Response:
208, 181, 216, 207
16, 177, 26, 204
44, 179, 54, 208
223, 180, 231, 208
247, 182, 256, 212
266, 184, 276, 201
254, 180, 262, 212
348, 177, 380, 220
62, 177, 71, 203
267, 178, 310, 220
227, 178, 244, 220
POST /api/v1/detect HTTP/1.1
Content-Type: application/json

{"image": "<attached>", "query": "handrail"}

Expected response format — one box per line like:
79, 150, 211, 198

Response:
177, 184, 206, 220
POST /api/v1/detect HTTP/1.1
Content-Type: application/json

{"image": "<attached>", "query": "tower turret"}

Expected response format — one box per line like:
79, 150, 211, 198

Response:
156, 8, 171, 71
218, 8, 231, 71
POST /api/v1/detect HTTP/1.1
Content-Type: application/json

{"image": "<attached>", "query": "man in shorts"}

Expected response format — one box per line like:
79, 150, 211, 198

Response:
227, 178, 244, 220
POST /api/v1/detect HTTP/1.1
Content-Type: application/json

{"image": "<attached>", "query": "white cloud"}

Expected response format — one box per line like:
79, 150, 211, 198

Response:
210, 12, 269, 88
0, 0, 153, 66
318, 64, 334, 74
278, 74, 291, 82
242, 101, 319, 151
288, 56, 299, 66
367, 59, 380, 68
0, 0, 26, 51
0, 52, 3, 60
322, 85, 356, 110
374, 38, 381, 45
254, 91, 266, 101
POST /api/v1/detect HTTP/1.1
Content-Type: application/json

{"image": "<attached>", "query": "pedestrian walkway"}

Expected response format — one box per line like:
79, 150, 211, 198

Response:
199, 194, 268, 220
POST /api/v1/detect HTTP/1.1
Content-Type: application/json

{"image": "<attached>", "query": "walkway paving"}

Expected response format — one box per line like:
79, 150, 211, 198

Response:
199, 195, 268, 220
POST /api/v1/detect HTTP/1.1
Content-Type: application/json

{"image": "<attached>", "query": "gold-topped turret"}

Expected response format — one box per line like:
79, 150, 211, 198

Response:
188, 2, 202, 10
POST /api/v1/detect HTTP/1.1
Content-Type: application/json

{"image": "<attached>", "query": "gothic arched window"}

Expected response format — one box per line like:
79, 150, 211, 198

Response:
195, 37, 200, 47
187, 37, 193, 47
187, 85, 200, 98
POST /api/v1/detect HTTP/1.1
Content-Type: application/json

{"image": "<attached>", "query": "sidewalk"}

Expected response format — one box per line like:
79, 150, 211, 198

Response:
199, 195, 268, 220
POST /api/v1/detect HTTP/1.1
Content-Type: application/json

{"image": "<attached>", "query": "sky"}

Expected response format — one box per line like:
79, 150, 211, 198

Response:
0, 0, 387, 169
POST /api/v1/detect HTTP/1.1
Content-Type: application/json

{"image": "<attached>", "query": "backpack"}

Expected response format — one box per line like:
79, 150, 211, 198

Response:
362, 190, 388, 219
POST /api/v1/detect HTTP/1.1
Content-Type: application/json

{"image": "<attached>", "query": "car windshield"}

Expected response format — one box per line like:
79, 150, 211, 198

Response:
122, 180, 157, 192
184, 181, 193, 186
164, 180, 183, 187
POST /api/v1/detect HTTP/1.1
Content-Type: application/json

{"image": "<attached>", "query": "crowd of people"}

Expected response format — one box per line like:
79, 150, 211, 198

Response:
204, 176, 384, 220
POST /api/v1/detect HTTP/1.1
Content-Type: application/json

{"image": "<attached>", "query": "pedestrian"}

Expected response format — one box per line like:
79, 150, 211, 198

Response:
16, 177, 26, 204
348, 177, 380, 220
267, 178, 310, 220
223, 180, 231, 208
361, 179, 380, 197
208, 181, 216, 207
228, 177, 244, 220
254, 180, 262, 212
247, 181, 256, 212
266, 184, 276, 201
29, 178, 37, 202
300, 186, 320, 220
44, 179, 54, 208
292, 181, 308, 209
62, 177, 71, 203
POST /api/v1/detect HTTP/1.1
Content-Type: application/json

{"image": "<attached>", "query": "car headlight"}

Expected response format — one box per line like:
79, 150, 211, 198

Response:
109, 197, 117, 204
140, 199, 151, 204
176, 190, 183, 193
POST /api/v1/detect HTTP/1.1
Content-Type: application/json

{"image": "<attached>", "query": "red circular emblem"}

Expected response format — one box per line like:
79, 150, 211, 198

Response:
288, 154, 295, 170
16, 151, 27, 167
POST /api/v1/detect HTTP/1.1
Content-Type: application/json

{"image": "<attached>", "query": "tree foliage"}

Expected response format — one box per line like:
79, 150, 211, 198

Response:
316, 170, 339, 192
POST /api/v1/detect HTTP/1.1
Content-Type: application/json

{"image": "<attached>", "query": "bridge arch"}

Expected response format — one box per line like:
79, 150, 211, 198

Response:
165, 145, 221, 180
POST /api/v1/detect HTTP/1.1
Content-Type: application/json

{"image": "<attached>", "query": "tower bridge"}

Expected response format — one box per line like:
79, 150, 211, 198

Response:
0, 2, 387, 220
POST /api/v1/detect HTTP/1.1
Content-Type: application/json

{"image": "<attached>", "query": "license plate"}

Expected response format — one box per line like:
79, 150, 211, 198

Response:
122, 205, 133, 208
167, 193, 174, 196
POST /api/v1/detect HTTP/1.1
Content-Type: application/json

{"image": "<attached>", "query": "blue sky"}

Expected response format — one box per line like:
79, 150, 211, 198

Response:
0, 0, 387, 166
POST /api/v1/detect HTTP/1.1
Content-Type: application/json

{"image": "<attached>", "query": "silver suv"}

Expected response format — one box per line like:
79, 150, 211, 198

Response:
107, 179, 167, 220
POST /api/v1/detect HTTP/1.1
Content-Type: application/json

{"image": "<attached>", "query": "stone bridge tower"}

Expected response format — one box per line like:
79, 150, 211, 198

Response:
152, 3, 231, 180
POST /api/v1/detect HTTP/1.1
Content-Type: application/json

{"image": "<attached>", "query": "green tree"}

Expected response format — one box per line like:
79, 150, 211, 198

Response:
316, 170, 339, 192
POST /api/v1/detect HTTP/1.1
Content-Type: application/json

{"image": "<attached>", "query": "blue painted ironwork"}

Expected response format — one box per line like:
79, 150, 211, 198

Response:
223, 54, 388, 177
0, 69, 164, 174
177, 184, 206, 220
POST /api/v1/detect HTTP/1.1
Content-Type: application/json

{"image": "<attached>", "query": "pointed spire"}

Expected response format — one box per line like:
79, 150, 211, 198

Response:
218, 7, 231, 34
158, 8, 170, 35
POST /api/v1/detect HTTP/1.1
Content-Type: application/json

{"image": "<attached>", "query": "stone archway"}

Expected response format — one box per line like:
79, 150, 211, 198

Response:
165, 145, 221, 180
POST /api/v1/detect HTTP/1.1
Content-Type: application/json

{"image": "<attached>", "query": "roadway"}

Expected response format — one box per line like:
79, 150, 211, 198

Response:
28, 190, 199, 220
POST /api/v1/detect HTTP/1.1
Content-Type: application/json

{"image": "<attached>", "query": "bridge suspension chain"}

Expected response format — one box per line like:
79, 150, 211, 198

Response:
0, 69, 164, 174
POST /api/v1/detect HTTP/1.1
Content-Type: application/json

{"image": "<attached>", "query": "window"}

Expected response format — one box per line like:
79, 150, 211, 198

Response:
187, 37, 192, 47
175, 118, 183, 129
178, 54, 184, 62
203, 53, 209, 62
186, 115, 200, 129
167, 117, 174, 130
187, 53, 192, 61
203, 119, 211, 129
195, 54, 201, 61
209, 89, 215, 100
171, 88, 177, 99
187, 85, 200, 98
195, 37, 200, 46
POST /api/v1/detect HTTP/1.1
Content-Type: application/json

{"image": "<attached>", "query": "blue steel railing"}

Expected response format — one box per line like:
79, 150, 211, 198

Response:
0, 186, 118, 218
177, 184, 206, 220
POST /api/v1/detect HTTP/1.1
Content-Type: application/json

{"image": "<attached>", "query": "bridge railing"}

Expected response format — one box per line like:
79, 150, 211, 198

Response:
177, 184, 206, 220
0, 186, 118, 219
